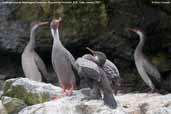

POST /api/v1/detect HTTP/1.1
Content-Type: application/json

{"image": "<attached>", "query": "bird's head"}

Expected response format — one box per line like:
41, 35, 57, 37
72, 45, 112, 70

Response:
50, 17, 62, 30
86, 47, 107, 66
31, 21, 48, 31
128, 28, 145, 39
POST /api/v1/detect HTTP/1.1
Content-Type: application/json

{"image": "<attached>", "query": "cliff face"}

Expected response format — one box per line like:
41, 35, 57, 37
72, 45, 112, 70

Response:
0, 0, 171, 91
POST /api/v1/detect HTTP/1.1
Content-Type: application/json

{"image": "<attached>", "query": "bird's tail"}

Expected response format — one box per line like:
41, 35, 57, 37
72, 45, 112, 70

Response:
103, 93, 117, 109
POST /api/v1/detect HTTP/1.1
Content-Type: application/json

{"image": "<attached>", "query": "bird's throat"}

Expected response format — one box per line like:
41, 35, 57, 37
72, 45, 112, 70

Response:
52, 29, 62, 46
135, 37, 145, 54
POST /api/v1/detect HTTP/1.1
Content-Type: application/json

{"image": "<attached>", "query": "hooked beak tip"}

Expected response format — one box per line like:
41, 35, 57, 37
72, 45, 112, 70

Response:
127, 28, 136, 32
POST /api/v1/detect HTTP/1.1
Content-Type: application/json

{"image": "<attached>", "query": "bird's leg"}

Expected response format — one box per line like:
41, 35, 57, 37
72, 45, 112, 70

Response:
62, 85, 66, 93
65, 84, 74, 96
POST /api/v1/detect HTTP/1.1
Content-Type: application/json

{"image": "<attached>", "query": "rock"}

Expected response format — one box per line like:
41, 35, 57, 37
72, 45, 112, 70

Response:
0, 80, 5, 97
18, 88, 126, 114
17, 91, 171, 114
154, 107, 171, 114
118, 93, 171, 114
1, 96, 26, 114
2, 78, 63, 105
2, 78, 171, 114
0, 100, 8, 114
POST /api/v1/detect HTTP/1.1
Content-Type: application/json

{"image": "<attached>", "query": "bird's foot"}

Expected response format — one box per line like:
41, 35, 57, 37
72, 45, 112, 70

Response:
51, 88, 66, 100
65, 90, 73, 96
65, 84, 74, 96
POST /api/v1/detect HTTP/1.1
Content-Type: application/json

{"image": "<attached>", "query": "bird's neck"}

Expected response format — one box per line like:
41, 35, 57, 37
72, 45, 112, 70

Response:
135, 33, 145, 54
51, 28, 63, 49
26, 29, 36, 52
94, 56, 104, 67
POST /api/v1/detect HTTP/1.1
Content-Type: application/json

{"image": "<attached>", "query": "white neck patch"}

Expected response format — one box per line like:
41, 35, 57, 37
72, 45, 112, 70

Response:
95, 56, 99, 61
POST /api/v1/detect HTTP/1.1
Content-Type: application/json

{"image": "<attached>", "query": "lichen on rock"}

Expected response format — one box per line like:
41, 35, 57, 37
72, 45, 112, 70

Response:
1, 96, 26, 114
2, 78, 62, 105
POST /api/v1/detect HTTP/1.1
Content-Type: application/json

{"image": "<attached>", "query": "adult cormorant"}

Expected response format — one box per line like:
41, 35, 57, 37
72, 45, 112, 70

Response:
75, 48, 118, 109
128, 28, 161, 92
22, 22, 48, 82
50, 18, 77, 96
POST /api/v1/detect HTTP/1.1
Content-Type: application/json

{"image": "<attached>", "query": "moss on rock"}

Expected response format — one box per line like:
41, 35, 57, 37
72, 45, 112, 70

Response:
2, 78, 61, 105
1, 96, 26, 114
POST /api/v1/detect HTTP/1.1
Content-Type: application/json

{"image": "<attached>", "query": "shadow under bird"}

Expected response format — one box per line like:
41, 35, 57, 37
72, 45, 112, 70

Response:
22, 22, 49, 82
50, 18, 78, 96
75, 47, 118, 109
128, 28, 161, 92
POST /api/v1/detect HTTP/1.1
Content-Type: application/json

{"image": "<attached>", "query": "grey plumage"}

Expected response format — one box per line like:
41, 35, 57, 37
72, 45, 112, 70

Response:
103, 59, 120, 94
129, 28, 161, 91
22, 22, 48, 82
50, 18, 76, 95
75, 57, 117, 109
85, 48, 121, 94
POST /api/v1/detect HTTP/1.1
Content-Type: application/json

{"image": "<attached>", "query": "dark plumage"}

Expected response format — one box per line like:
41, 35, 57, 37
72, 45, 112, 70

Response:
128, 28, 161, 92
22, 22, 48, 82
75, 58, 117, 109
75, 48, 119, 109
86, 48, 121, 94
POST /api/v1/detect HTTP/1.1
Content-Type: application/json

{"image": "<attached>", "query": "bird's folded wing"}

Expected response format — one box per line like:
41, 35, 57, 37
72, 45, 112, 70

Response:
104, 59, 120, 78
34, 53, 48, 78
75, 58, 101, 82
143, 59, 161, 82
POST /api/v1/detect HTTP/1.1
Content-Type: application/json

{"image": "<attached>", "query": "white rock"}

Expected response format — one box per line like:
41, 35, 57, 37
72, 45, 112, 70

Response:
117, 93, 171, 114
2, 78, 171, 114
3, 78, 63, 104
0, 100, 8, 114
18, 89, 126, 114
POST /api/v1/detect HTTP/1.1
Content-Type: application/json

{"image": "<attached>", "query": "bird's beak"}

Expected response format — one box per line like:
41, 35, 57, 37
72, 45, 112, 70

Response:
127, 28, 136, 32
37, 21, 49, 26
54, 17, 62, 24
86, 47, 96, 55
128, 28, 136, 32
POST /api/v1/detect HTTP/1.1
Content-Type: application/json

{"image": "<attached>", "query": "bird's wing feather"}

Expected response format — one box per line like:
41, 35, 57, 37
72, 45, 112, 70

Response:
103, 59, 120, 94
64, 49, 78, 70
65, 49, 76, 64
103, 59, 120, 78
75, 58, 101, 82
143, 58, 161, 82
34, 53, 48, 79
65, 50, 80, 86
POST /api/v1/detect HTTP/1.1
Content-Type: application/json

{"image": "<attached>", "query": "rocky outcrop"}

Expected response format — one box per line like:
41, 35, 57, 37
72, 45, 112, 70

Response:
0, 100, 7, 114
119, 93, 171, 114
17, 93, 171, 114
2, 78, 63, 105
1, 96, 26, 114
18, 95, 126, 114
0, 78, 171, 114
